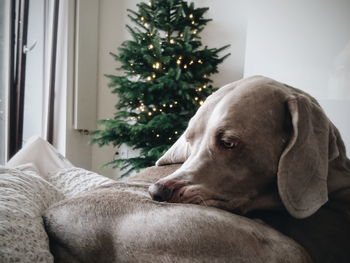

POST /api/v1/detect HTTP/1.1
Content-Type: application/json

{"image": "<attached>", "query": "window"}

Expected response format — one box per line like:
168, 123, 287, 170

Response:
4, 0, 60, 161
22, 0, 47, 145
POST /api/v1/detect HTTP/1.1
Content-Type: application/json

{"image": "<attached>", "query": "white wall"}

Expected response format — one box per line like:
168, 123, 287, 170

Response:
64, 0, 94, 170
91, 0, 124, 178
244, 0, 350, 151
92, 0, 248, 177
194, 0, 248, 86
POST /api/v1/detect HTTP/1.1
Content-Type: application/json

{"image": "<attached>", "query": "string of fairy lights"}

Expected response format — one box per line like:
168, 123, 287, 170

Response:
127, 2, 209, 140
130, 81, 206, 117
138, 10, 203, 81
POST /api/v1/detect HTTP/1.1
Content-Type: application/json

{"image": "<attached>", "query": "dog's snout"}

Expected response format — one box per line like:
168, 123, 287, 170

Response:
148, 183, 173, 202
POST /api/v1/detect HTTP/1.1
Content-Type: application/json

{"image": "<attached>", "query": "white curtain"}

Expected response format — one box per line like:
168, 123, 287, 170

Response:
52, 0, 68, 153
42, 0, 68, 154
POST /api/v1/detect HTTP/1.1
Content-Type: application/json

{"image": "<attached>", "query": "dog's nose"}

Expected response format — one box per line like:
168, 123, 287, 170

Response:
148, 183, 173, 202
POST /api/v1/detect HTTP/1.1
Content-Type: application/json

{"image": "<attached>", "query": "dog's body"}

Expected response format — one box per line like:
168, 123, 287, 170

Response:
44, 76, 350, 262
248, 203, 350, 263
44, 165, 311, 263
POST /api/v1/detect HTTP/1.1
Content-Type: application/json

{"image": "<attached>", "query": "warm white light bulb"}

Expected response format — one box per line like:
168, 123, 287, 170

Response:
153, 62, 161, 70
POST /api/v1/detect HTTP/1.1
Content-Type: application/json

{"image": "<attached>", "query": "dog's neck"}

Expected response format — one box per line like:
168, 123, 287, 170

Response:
328, 152, 350, 204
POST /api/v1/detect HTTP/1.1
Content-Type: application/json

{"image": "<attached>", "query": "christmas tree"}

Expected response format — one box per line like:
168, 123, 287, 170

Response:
91, 0, 229, 176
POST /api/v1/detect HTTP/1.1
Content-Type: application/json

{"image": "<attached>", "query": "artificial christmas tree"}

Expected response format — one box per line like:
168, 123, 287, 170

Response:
91, 0, 229, 175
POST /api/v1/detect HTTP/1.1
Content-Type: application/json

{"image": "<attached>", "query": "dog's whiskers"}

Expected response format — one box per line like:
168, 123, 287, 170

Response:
199, 195, 208, 207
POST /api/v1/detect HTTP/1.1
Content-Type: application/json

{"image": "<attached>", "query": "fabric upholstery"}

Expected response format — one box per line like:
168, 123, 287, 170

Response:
0, 164, 63, 263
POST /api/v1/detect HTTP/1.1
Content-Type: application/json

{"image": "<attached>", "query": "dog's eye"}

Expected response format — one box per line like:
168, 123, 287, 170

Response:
219, 139, 239, 149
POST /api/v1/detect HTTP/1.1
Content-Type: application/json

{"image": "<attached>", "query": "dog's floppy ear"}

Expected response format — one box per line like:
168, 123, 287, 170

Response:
156, 133, 191, 166
278, 94, 339, 219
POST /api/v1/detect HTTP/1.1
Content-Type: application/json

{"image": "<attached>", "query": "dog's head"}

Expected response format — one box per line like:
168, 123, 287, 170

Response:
149, 76, 340, 219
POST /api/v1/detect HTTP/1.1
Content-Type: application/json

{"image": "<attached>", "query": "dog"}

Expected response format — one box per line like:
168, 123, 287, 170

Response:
149, 75, 350, 262
44, 76, 349, 262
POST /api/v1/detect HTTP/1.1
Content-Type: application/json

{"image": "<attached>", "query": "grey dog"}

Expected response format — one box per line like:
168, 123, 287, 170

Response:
44, 76, 350, 262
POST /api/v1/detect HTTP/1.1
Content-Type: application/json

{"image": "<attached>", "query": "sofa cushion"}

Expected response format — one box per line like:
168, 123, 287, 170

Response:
0, 164, 63, 263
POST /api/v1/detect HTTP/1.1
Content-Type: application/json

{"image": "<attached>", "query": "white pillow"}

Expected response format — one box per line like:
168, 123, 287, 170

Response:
6, 136, 73, 179
6, 136, 114, 198
0, 164, 64, 263
47, 167, 115, 198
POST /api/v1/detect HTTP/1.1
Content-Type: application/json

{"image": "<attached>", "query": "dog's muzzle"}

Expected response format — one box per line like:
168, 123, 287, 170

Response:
148, 183, 173, 202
